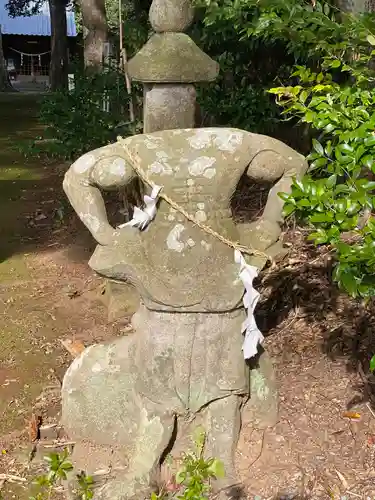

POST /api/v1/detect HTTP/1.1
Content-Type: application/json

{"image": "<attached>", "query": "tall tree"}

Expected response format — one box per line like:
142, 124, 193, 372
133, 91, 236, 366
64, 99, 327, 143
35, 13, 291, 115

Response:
0, 24, 14, 91
80, 0, 108, 69
49, 0, 68, 90
6, 0, 69, 90
334, 0, 375, 13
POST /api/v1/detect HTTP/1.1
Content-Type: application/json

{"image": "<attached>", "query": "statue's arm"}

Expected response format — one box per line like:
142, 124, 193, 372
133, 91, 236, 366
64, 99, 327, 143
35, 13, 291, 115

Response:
63, 145, 136, 246
260, 151, 308, 225
236, 146, 308, 258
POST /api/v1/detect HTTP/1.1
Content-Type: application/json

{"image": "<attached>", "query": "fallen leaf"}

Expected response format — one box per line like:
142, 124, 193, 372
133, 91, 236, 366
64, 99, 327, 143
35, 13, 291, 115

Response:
342, 411, 361, 420
28, 413, 42, 442
60, 339, 85, 358
34, 213, 47, 221
334, 468, 349, 490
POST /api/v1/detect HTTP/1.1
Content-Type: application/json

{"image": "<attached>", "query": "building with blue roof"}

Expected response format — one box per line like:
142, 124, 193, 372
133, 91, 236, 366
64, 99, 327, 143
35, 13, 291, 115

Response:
0, 0, 77, 84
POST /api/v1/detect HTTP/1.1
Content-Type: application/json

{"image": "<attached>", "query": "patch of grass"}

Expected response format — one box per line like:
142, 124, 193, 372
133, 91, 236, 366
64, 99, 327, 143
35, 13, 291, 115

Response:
0, 166, 43, 181
0, 254, 31, 282
0, 94, 54, 262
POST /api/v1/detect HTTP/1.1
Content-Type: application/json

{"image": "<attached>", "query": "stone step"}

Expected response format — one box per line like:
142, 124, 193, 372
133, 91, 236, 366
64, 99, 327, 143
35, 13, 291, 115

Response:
11, 81, 49, 93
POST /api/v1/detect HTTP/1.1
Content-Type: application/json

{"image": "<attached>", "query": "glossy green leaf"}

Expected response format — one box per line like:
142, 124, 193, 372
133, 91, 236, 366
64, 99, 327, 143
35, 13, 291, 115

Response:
364, 136, 375, 147
335, 199, 346, 212
340, 271, 358, 296
207, 459, 225, 479
362, 155, 373, 168
335, 149, 353, 164
337, 143, 354, 153
296, 198, 311, 207
326, 174, 337, 188
330, 59, 341, 68
310, 157, 328, 170
324, 123, 335, 133
312, 139, 325, 156
299, 90, 309, 103
310, 212, 334, 223
309, 229, 329, 244
283, 204, 296, 217
294, 179, 305, 192
278, 192, 291, 202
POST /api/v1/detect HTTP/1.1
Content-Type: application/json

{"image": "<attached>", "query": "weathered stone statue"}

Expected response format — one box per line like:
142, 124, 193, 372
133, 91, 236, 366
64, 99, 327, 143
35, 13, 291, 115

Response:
62, 128, 307, 499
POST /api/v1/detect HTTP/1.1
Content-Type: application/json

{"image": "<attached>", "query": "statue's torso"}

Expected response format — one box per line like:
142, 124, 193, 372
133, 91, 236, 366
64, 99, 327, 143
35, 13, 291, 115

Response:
90, 128, 295, 311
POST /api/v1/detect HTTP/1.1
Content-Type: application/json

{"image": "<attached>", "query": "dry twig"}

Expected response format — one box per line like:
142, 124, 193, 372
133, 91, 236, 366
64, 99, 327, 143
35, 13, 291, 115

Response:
0, 473, 27, 483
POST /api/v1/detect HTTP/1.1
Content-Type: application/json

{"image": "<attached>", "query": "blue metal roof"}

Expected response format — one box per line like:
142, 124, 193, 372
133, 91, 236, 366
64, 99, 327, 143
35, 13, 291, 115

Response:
0, 0, 77, 37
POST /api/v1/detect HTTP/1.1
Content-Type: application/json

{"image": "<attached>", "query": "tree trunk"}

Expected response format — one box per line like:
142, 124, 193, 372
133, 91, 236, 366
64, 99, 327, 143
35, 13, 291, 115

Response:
334, 0, 373, 13
49, 0, 69, 91
80, 0, 108, 70
0, 25, 14, 91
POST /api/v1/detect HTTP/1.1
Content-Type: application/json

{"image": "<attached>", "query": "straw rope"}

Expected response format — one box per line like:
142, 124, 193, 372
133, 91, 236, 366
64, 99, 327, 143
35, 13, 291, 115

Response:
118, 136, 271, 262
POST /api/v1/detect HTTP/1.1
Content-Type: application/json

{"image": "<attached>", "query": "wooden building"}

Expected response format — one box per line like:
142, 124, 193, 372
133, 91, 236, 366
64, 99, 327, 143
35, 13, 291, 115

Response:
0, 0, 77, 87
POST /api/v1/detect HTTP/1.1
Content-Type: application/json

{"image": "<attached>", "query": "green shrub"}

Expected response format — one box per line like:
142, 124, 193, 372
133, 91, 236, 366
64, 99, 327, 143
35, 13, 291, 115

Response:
269, 17, 375, 299
192, 1, 294, 134
35, 66, 140, 160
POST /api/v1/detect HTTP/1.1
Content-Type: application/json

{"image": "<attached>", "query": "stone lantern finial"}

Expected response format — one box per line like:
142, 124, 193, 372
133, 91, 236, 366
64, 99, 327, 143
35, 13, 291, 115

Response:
149, 0, 194, 32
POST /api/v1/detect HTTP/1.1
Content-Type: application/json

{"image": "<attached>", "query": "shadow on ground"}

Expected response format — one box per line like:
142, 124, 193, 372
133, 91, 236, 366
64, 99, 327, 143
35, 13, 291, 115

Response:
254, 229, 375, 408
0, 93, 99, 263
0, 93, 134, 265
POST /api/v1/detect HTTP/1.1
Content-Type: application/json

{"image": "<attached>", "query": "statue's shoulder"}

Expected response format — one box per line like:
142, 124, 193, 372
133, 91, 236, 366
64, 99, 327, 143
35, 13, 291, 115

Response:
123, 127, 254, 156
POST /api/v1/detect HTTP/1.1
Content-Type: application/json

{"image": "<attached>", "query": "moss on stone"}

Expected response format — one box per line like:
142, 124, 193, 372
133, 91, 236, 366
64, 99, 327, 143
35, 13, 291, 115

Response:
127, 33, 219, 83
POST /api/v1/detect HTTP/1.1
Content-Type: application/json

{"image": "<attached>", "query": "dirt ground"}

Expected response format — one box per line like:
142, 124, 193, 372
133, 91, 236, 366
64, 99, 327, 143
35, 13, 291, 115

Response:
0, 94, 374, 499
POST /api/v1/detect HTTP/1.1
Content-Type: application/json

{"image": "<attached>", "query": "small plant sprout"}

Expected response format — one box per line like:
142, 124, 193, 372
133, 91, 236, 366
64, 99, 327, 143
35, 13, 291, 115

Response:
370, 355, 375, 373
29, 448, 94, 500
152, 427, 225, 500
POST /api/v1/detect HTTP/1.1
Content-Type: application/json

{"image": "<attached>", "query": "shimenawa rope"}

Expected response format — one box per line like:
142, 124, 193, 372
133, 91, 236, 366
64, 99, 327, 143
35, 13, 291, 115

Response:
118, 136, 271, 263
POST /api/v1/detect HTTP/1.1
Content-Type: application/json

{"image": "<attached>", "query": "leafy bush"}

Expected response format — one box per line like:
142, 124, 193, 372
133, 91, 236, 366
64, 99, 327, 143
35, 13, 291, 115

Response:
196, 62, 281, 133
267, 5, 375, 299
35, 66, 140, 160
196, 0, 375, 300
192, 1, 295, 133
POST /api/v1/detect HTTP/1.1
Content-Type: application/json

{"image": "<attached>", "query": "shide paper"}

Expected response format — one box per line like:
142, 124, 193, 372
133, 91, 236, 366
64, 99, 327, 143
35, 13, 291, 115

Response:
119, 179, 263, 358
234, 249, 264, 359
118, 185, 162, 231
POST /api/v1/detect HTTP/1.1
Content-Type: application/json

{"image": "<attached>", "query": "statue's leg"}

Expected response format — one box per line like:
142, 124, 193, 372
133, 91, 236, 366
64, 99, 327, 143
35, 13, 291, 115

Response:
62, 305, 179, 500
95, 404, 175, 500
205, 395, 244, 497
242, 347, 279, 430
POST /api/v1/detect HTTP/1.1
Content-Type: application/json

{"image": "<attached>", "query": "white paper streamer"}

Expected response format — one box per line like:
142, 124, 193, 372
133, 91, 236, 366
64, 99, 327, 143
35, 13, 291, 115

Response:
118, 185, 162, 231
234, 249, 264, 359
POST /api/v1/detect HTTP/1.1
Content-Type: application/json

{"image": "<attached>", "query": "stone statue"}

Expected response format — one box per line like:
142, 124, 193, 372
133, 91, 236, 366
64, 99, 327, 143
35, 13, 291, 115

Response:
61, 128, 307, 499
